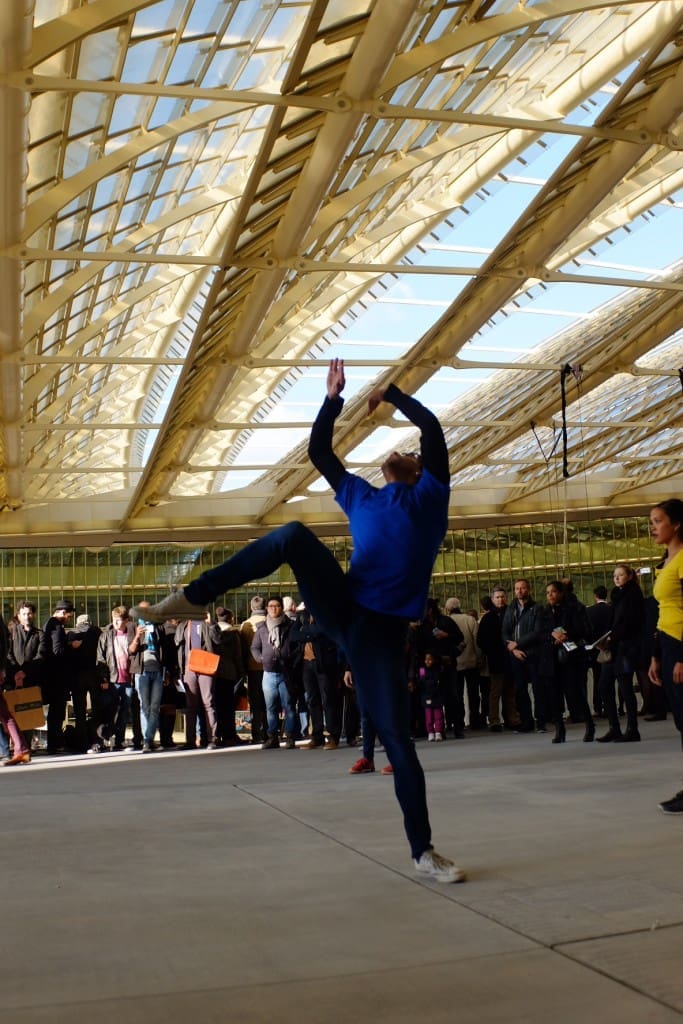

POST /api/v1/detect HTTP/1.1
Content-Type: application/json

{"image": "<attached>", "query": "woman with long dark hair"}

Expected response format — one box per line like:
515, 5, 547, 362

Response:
596, 563, 644, 743
648, 499, 683, 813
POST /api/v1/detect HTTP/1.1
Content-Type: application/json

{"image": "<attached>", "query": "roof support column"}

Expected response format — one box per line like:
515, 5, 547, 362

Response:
0, 0, 31, 509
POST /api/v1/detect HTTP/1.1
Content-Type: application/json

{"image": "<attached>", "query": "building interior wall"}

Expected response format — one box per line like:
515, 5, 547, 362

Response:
0, 514, 657, 626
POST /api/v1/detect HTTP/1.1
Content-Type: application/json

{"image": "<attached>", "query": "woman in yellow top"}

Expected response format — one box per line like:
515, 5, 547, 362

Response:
648, 499, 683, 813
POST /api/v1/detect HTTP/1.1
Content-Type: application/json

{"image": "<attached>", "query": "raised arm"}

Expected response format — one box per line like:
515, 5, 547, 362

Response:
307, 358, 347, 491
368, 383, 449, 485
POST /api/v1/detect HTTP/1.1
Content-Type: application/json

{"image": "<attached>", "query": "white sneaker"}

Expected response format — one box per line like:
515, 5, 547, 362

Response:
414, 849, 466, 884
427, 732, 435, 742
130, 590, 207, 623
435, 732, 443, 742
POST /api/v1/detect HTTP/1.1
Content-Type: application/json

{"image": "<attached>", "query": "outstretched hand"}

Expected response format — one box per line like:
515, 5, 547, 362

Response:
367, 387, 385, 415
327, 358, 345, 399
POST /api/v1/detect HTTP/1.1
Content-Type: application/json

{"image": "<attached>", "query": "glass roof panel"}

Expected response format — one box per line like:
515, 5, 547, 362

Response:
7, 0, 683, 538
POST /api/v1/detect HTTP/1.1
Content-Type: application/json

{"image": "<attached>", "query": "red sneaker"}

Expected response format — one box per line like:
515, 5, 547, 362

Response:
349, 757, 375, 774
380, 764, 394, 775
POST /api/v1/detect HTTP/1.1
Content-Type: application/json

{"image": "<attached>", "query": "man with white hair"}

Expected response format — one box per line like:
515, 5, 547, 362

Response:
445, 598, 486, 730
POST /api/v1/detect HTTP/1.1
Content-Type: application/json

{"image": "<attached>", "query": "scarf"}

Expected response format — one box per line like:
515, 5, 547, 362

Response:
267, 613, 286, 648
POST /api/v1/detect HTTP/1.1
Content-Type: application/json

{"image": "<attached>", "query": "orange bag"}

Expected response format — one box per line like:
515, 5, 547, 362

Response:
187, 648, 220, 676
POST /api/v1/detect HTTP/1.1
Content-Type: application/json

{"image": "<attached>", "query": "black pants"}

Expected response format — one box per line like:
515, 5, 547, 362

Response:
214, 677, 239, 744
442, 664, 465, 735
589, 656, 604, 714
600, 659, 638, 732
458, 667, 486, 728
302, 660, 341, 742
544, 661, 593, 729
246, 669, 267, 743
510, 657, 546, 729
43, 676, 69, 751
70, 668, 102, 751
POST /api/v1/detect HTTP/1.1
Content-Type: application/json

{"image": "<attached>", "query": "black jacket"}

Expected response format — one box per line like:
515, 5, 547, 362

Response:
209, 623, 244, 681
43, 616, 69, 661
418, 666, 444, 708
416, 612, 464, 665
537, 600, 591, 678
476, 607, 508, 674
609, 577, 644, 670
502, 599, 544, 657
5, 622, 47, 687
289, 614, 340, 677
586, 601, 612, 646
66, 623, 101, 670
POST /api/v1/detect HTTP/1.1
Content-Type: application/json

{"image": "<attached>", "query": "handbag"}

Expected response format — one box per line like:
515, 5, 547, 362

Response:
187, 648, 220, 676
4, 686, 46, 730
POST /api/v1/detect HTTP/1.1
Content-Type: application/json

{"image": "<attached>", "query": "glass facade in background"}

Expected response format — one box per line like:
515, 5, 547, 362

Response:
0, 516, 657, 626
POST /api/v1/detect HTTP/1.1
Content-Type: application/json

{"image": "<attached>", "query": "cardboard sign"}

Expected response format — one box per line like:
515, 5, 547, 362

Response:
4, 686, 46, 730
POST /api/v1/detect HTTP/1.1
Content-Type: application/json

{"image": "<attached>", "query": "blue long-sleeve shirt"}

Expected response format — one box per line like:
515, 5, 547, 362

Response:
308, 383, 450, 619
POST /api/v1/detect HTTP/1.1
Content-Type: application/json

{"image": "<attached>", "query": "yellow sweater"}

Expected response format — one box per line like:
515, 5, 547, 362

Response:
653, 548, 683, 642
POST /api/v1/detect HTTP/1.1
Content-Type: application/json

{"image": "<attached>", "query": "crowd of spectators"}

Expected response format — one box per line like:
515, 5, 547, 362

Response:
0, 569, 672, 767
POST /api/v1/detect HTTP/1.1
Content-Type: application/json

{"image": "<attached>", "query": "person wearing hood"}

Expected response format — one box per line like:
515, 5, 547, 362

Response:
42, 599, 78, 754
210, 606, 245, 747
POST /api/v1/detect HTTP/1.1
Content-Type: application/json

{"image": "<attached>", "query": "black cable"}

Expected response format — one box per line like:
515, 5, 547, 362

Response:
560, 363, 574, 478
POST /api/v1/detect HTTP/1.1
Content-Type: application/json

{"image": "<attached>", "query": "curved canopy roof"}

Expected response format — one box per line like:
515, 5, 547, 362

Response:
1, 0, 682, 544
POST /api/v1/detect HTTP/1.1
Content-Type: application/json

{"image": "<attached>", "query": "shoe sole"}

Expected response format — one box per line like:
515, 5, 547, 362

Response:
415, 867, 467, 884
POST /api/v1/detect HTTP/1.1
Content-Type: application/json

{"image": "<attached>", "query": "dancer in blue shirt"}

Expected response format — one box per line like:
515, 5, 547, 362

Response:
135, 359, 463, 882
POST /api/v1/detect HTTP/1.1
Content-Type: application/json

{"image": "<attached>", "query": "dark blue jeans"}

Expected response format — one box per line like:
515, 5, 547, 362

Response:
186, 521, 432, 858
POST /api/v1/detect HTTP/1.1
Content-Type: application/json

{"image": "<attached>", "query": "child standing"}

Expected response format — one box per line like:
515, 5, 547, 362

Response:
419, 651, 445, 741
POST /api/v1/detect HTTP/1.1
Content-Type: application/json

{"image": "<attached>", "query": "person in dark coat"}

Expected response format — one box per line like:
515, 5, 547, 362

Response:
502, 579, 546, 732
586, 586, 612, 717
210, 606, 245, 747
477, 589, 520, 732
537, 581, 594, 744
42, 598, 77, 754
66, 612, 102, 752
416, 599, 464, 738
597, 563, 644, 743
290, 610, 342, 749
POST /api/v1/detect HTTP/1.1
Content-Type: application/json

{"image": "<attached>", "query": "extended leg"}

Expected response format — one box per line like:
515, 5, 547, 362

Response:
344, 608, 431, 860
140, 522, 350, 637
